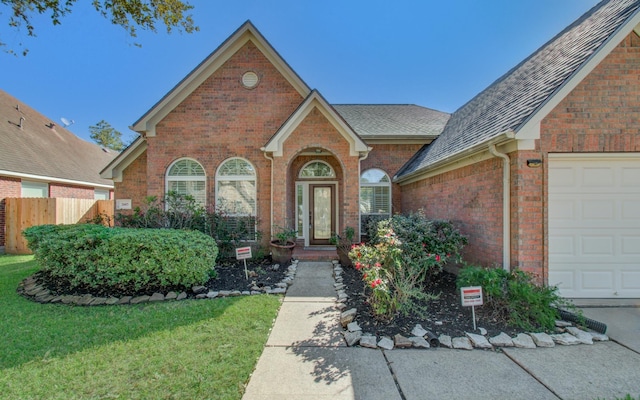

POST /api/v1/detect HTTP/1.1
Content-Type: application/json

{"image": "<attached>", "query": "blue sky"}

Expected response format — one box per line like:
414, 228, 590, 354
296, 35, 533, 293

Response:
1, 0, 599, 144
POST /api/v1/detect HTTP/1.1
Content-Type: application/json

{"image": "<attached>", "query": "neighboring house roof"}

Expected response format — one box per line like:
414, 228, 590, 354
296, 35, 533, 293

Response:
396, 0, 640, 181
333, 104, 450, 140
0, 89, 116, 188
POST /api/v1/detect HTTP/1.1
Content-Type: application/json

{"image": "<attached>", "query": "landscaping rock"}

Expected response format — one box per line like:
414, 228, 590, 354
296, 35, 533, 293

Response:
589, 331, 609, 342
343, 331, 362, 347
206, 291, 219, 299
192, 285, 207, 294
267, 288, 286, 294
489, 332, 514, 347
438, 334, 453, 348
105, 297, 120, 305
340, 308, 358, 328
176, 292, 187, 301
394, 334, 413, 349
555, 320, 572, 328
465, 332, 492, 349
242, 291, 250, 295
360, 335, 378, 349
50, 296, 64, 304
336, 303, 347, 311
409, 336, 430, 349
512, 333, 537, 349
77, 294, 94, 306
378, 336, 394, 350
219, 290, 232, 297
131, 295, 150, 304
118, 296, 132, 305
165, 292, 177, 300
529, 332, 555, 348
347, 322, 362, 332
479, 327, 488, 335
196, 294, 207, 299
149, 293, 165, 302
35, 294, 55, 303
411, 324, 428, 338
90, 297, 108, 306
251, 291, 262, 295
452, 337, 473, 350
551, 332, 581, 345
566, 327, 594, 344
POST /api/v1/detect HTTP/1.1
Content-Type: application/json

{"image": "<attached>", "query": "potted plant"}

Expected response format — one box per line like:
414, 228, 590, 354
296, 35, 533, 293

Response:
330, 226, 355, 267
270, 226, 297, 264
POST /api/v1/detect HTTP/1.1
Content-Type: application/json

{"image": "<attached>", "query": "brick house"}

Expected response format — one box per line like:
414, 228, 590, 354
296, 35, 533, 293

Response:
102, 0, 640, 298
0, 89, 116, 252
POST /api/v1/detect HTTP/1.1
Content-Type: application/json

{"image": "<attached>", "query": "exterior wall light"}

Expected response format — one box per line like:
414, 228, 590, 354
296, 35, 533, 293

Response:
526, 159, 542, 168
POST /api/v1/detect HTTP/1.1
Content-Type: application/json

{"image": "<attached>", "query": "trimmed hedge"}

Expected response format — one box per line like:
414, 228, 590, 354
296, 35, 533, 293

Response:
23, 224, 218, 294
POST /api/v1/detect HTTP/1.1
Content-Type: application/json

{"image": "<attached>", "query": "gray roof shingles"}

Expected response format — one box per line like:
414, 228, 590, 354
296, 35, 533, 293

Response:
396, 0, 640, 179
333, 104, 450, 138
0, 90, 117, 187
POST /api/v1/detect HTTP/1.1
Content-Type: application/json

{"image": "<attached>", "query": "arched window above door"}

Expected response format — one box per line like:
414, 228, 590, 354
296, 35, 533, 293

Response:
299, 161, 335, 178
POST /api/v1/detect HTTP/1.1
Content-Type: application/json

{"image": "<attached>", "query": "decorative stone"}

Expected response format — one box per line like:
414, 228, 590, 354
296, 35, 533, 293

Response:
149, 293, 165, 302
267, 288, 286, 294
411, 324, 428, 338
465, 332, 492, 349
262, 286, 272, 292
195, 294, 207, 299
219, 291, 232, 297
347, 322, 362, 332
192, 285, 207, 294
589, 331, 609, 342
334, 283, 345, 290
409, 336, 430, 348
130, 295, 150, 304
479, 327, 488, 336
529, 332, 555, 348
242, 291, 251, 295
90, 297, 108, 306
337, 291, 348, 300
343, 331, 362, 347
489, 332, 514, 347
394, 334, 413, 349
555, 320, 572, 328
165, 291, 177, 300
452, 337, 473, 350
251, 286, 261, 291
77, 294, 95, 306
551, 332, 581, 345
118, 296, 132, 304
105, 297, 120, 305
336, 303, 347, 311
378, 337, 394, 350
435, 321, 443, 326
332, 260, 339, 265
276, 282, 288, 288
438, 334, 452, 348
251, 291, 262, 295
176, 292, 187, 301
566, 327, 593, 344
35, 294, 55, 303
49, 296, 63, 304
340, 308, 358, 328
360, 335, 378, 349
512, 333, 537, 349
230, 290, 242, 296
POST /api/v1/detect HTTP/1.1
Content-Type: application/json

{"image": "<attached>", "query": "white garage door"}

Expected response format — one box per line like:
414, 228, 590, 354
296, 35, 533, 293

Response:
548, 155, 640, 298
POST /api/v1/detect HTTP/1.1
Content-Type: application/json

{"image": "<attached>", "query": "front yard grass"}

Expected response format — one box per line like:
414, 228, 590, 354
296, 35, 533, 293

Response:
0, 254, 281, 399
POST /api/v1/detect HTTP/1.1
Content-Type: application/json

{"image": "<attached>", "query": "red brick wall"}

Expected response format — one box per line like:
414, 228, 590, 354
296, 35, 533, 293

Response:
49, 183, 94, 199
0, 176, 21, 248
114, 150, 148, 212
401, 157, 505, 266
362, 143, 423, 215
144, 41, 304, 242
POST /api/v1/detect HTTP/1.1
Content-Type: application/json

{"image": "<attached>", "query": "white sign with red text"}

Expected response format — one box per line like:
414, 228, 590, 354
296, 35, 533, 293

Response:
460, 286, 483, 307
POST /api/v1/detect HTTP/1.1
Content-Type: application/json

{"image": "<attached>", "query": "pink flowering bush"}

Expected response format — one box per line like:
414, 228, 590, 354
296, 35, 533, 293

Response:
349, 212, 468, 321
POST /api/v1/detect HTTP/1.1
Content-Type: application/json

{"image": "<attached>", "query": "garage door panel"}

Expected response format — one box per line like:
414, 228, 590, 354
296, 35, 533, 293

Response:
549, 155, 640, 298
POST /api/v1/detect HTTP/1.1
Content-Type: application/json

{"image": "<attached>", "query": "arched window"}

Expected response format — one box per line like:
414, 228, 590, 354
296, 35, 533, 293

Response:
299, 161, 335, 178
216, 158, 257, 239
360, 168, 391, 233
166, 158, 206, 206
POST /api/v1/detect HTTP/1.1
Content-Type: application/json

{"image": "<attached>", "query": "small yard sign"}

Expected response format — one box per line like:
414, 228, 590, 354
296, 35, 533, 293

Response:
460, 286, 483, 330
235, 247, 252, 260
235, 246, 252, 280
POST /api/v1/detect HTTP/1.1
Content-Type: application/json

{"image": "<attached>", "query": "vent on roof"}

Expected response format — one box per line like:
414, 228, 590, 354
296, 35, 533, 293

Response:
101, 147, 110, 153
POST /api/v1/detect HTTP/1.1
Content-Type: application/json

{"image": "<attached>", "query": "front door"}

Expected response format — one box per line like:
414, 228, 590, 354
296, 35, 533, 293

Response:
309, 184, 335, 245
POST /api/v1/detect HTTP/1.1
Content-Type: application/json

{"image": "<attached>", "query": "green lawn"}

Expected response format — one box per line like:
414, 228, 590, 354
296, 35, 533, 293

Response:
0, 254, 281, 399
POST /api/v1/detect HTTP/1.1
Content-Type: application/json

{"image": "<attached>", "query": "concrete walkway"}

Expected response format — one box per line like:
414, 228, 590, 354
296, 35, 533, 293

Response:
243, 261, 640, 400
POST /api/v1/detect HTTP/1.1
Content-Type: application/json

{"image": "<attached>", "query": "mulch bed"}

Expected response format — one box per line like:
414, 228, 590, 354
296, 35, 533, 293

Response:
341, 264, 523, 338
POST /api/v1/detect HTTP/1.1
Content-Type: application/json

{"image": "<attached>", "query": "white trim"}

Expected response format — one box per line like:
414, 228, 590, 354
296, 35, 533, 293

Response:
100, 138, 147, 182
548, 152, 640, 161
262, 90, 370, 157
299, 160, 336, 178
165, 158, 207, 206
215, 157, 257, 216
132, 21, 310, 137
1, 169, 113, 189
360, 168, 392, 232
517, 15, 640, 140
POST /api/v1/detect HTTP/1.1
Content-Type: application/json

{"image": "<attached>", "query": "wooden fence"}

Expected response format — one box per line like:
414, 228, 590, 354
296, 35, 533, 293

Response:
4, 198, 114, 254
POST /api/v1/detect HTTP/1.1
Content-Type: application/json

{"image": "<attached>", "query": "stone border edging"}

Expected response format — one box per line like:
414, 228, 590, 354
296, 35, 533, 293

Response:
331, 262, 610, 351
17, 260, 298, 306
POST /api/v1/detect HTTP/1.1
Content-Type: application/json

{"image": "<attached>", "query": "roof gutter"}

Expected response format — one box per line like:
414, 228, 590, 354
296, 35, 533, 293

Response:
488, 144, 511, 271
394, 130, 517, 184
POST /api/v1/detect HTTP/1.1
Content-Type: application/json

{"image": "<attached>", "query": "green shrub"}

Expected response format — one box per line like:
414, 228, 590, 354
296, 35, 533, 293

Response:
456, 265, 573, 331
24, 224, 218, 294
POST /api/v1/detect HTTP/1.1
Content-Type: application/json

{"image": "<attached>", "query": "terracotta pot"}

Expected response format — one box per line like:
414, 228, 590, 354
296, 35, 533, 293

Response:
270, 240, 295, 264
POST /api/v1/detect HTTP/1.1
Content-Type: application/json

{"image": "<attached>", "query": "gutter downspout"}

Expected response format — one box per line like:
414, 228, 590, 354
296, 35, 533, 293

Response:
357, 148, 372, 243
262, 149, 274, 240
488, 143, 511, 271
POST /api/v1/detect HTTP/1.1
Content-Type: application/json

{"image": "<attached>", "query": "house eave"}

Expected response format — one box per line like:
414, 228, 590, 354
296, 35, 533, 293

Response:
0, 170, 114, 189
100, 138, 147, 182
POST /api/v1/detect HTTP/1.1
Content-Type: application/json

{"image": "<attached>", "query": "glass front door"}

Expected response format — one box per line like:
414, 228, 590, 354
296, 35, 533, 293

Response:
309, 184, 335, 245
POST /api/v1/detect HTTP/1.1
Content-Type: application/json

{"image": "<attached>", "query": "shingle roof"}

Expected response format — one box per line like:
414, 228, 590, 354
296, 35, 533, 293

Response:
333, 104, 450, 138
0, 89, 116, 187
396, 0, 640, 179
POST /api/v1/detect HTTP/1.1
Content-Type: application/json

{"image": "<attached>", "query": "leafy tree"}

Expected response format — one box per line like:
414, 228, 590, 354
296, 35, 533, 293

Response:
1, 0, 198, 55
89, 119, 124, 151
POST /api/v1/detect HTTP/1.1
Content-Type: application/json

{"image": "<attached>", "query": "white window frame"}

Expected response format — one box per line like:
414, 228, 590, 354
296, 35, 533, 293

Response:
94, 189, 110, 200
360, 168, 392, 233
21, 180, 49, 198
215, 157, 257, 240
165, 158, 207, 207
299, 160, 335, 178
